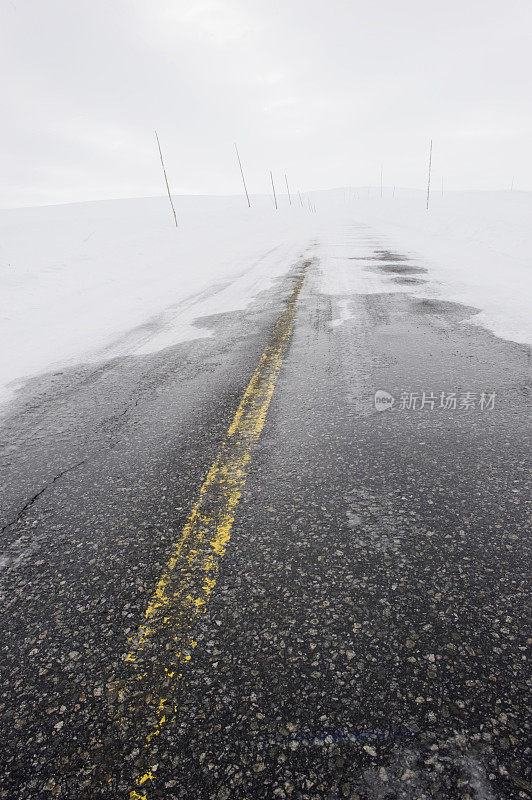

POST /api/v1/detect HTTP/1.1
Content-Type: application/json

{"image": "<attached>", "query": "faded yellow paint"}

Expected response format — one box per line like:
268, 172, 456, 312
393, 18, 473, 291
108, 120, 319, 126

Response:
112, 263, 308, 799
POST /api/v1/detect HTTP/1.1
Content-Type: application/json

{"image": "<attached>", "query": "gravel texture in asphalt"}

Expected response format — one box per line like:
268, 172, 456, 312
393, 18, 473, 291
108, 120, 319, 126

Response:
0, 228, 530, 800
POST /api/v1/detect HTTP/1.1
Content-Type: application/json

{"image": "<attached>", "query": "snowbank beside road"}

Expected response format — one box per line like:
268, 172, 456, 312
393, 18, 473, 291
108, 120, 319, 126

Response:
0, 195, 312, 409
0, 189, 530, 414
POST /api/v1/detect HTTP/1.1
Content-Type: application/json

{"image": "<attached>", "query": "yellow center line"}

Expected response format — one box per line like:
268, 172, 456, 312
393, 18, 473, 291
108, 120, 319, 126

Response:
111, 260, 310, 799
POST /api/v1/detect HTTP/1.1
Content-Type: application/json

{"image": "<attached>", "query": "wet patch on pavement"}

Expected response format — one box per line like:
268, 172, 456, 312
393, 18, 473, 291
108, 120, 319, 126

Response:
360, 247, 430, 283
366, 264, 428, 276
389, 277, 428, 285
411, 297, 480, 321
347, 250, 411, 263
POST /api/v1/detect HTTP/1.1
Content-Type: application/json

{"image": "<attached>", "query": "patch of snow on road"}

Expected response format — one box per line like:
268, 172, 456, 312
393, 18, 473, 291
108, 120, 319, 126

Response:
1, 189, 530, 413
316, 189, 532, 347
329, 297, 353, 328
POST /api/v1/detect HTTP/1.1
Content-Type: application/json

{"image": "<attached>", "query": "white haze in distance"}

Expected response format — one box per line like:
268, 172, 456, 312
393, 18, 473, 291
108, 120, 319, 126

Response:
1, 0, 531, 207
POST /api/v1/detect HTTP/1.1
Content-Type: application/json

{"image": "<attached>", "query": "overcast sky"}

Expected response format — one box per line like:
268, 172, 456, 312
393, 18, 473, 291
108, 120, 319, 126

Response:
2, 0, 531, 207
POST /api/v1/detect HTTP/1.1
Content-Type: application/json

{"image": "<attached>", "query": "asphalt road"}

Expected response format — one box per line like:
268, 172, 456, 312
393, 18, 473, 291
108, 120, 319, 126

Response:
0, 227, 530, 800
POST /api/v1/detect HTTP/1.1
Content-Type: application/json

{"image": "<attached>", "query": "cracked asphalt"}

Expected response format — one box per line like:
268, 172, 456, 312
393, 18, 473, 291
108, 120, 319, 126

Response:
0, 229, 530, 800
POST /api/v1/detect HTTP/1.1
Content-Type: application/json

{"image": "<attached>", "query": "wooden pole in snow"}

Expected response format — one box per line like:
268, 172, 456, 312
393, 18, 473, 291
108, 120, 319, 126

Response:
155, 130, 178, 228
426, 139, 433, 210
270, 171, 278, 209
285, 174, 292, 205
234, 143, 251, 207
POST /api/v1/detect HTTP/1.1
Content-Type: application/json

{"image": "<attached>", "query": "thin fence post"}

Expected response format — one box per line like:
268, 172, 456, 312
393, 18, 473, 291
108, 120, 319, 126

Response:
155, 130, 178, 228
426, 139, 433, 210
234, 143, 251, 207
270, 171, 278, 209
285, 174, 292, 205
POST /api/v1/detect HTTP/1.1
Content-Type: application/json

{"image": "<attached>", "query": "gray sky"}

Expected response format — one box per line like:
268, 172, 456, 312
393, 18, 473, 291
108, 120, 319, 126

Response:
2, 0, 531, 207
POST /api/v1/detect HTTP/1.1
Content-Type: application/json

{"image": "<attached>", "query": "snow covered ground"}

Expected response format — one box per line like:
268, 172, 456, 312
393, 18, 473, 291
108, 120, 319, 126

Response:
315, 188, 532, 348
0, 189, 530, 412
0, 195, 314, 409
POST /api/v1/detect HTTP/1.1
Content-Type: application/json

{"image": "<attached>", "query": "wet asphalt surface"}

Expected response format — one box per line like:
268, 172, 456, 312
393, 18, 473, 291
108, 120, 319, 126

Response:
0, 228, 530, 799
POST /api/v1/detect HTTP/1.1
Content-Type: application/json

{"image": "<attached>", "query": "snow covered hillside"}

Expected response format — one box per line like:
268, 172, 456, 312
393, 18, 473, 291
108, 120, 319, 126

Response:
0, 190, 530, 412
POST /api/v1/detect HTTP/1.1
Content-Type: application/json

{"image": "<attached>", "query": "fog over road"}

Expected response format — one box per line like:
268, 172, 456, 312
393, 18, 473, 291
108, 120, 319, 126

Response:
0, 226, 530, 800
